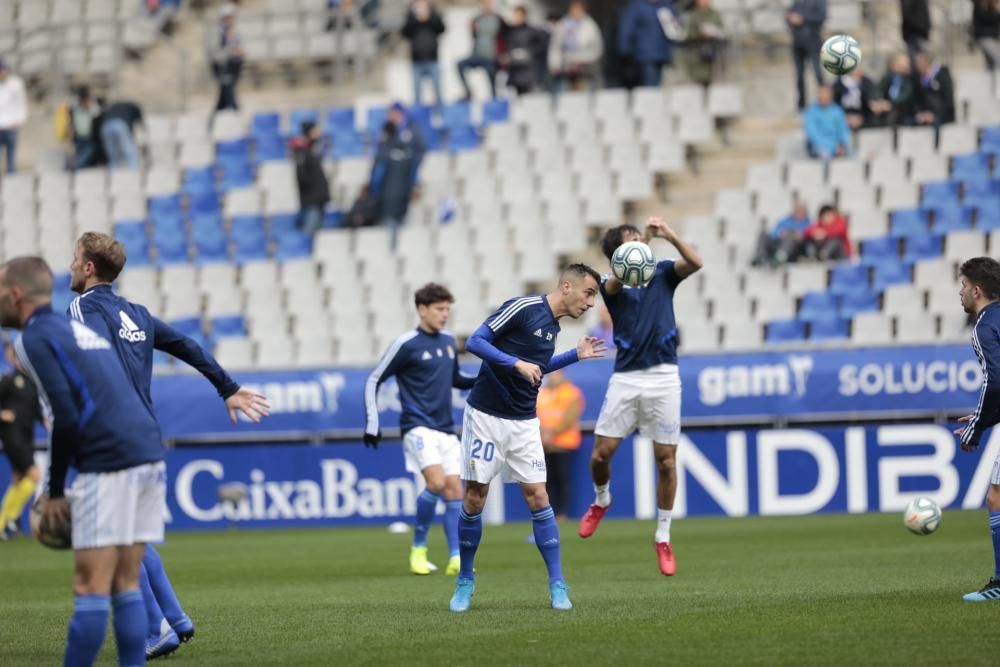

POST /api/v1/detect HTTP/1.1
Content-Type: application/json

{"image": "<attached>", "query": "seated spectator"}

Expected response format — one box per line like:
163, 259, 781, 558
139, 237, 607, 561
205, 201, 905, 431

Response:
803, 204, 851, 261
370, 103, 426, 249
97, 100, 144, 171
503, 5, 545, 95
457, 0, 507, 100
973, 0, 1000, 71
833, 66, 877, 129
67, 86, 101, 170
684, 0, 725, 89
870, 53, 917, 126
291, 121, 330, 236
913, 51, 956, 127
803, 86, 851, 159
549, 0, 604, 91
752, 201, 811, 267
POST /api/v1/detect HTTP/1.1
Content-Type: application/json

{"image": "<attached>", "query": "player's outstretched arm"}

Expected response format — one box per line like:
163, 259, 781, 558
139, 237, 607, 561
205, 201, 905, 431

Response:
225, 387, 270, 425
151, 316, 242, 397
647, 217, 704, 279
544, 337, 607, 374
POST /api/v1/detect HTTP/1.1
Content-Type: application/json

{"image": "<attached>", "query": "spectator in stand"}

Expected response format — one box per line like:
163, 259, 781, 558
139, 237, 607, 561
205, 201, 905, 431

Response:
504, 5, 545, 95
0, 61, 27, 174
870, 53, 917, 126
68, 87, 101, 170
901, 0, 931, 55
684, 0, 725, 89
752, 201, 811, 267
370, 103, 426, 249
98, 100, 144, 171
973, 0, 1000, 70
456, 0, 507, 100
291, 122, 330, 236
803, 86, 851, 159
833, 66, 877, 130
549, 1, 605, 91
913, 50, 956, 127
207, 3, 244, 113
618, 0, 676, 88
787, 0, 826, 110
537, 370, 584, 521
803, 204, 851, 261
402, 0, 446, 108
534, 13, 557, 93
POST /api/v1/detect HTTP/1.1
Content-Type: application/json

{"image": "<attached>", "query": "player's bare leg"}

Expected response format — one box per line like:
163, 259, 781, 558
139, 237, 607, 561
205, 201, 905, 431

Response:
653, 443, 678, 576
964, 483, 1000, 601
450, 481, 489, 612
579, 435, 623, 538
522, 481, 572, 609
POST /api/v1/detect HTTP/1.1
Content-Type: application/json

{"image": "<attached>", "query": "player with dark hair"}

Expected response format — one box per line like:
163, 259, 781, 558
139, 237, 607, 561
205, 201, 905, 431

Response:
450, 264, 607, 613
364, 282, 477, 576
956, 256, 1000, 602
0, 343, 43, 539
0, 255, 162, 667
68, 232, 270, 658
580, 216, 703, 577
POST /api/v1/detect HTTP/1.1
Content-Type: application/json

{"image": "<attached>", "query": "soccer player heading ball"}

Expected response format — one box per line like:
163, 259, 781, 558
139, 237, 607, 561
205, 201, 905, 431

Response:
580, 217, 704, 576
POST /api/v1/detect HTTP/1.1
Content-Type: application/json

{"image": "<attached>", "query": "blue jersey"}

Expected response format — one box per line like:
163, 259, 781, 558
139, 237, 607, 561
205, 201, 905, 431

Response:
69, 284, 239, 410
601, 260, 688, 373
14, 305, 163, 497
466, 295, 579, 420
364, 328, 476, 436
961, 301, 1000, 448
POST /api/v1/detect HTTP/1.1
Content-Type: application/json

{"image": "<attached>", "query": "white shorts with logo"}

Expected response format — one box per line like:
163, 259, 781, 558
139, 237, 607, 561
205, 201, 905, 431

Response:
461, 405, 547, 484
70, 461, 166, 550
595, 363, 682, 443
402, 427, 461, 477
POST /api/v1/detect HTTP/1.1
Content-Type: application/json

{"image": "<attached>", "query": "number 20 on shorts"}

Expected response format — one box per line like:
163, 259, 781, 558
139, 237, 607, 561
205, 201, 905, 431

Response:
470, 439, 495, 462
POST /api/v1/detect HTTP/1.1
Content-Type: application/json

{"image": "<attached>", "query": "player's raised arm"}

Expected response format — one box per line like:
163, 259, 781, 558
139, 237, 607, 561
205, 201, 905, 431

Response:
646, 217, 704, 279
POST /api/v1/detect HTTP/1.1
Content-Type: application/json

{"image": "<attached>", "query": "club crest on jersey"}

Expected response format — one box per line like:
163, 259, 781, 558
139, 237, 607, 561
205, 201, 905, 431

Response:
118, 311, 147, 343
421, 351, 432, 361
447, 345, 455, 359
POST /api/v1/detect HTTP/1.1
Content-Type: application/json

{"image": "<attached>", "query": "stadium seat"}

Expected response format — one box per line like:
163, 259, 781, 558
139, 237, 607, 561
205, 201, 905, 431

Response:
902, 234, 943, 263
192, 224, 229, 262
889, 208, 930, 238
921, 181, 961, 208
153, 228, 189, 264
325, 107, 356, 135
255, 135, 289, 162
798, 291, 840, 323
481, 98, 510, 125
330, 131, 367, 159
114, 222, 151, 265
929, 205, 974, 232
448, 126, 481, 152
270, 213, 299, 236
251, 112, 281, 142
212, 315, 246, 338
231, 215, 268, 261
810, 318, 850, 341
839, 289, 880, 318
274, 231, 312, 260
765, 319, 807, 344
944, 230, 987, 262
218, 161, 255, 192
952, 153, 992, 181
169, 317, 202, 338
214, 338, 254, 370
964, 178, 1000, 200
851, 312, 893, 345
289, 109, 320, 135
981, 126, 1000, 155
366, 106, 389, 137
828, 264, 869, 296
973, 198, 1000, 229
872, 261, 912, 291
441, 101, 472, 130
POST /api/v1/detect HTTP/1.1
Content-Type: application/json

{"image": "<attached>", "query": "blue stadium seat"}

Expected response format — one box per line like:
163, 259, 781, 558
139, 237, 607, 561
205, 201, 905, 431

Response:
366, 107, 389, 135
270, 213, 299, 235
973, 197, 1000, 230
441, 101, 472, 130
325, 107, 356, 135
149, 193, 183, 219
153, 230, 189, 264
170, 317, 202, 338
216, 138, 251, 161
872, 260, 912, 291
407, 105, 434, 135
188, 191, 221, 218
274, 231, 312, 260
839, 289, 880, 318
889, 208, 931, 238
809, 318, 850, 341
212, 315, 246, 337
902, 234, 942, 263
952, 153, 992, 181
981, 126, 1000, 155
330, 130, 367, 159
218, 161, 255, 191
254, 135, 288, 162
828, 263, 869, 296
251, 112, 281, 142
52, 288, 74, 315
798, 291, 840, 322
231, 215, 268, 261
765, 319, 807, 344
192, 224, 228, 261
290, 109, 320, 135
114, 222, 151, 265
150, 215, 185, 237
921, 181, 960, 208
182, 167, 216, 196
930, 205, 974, 232
324, 209, 345, 229
481, 98, 510, 125
964, 177, 1000, 200
860, 237, 899, 265
448, 126, 481, 152
53, 272, 71, 291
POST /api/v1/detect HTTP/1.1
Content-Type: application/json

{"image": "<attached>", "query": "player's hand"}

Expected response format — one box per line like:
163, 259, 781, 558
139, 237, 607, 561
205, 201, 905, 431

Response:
514, 360, 543, 385
645, 216, 675, 242
226, 388, 271, 424
954, 415, 980, 451
0, 409, 15, 423
363, 432, 381, 449
576, 336, 608, 360
41, 496, 70, 531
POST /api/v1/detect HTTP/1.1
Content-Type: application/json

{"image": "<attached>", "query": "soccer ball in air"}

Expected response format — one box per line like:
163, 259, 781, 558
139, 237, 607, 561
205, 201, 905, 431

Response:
30, 496, 72, 550
611, 241, 656, 287
820, 34, 862, 76
903, 496, 941, 536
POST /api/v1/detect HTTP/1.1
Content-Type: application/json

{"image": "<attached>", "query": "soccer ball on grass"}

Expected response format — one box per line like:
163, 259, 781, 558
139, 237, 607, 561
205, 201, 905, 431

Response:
821, 34, 862, 76
611, 241, 656, 287
903, 496, 941, 536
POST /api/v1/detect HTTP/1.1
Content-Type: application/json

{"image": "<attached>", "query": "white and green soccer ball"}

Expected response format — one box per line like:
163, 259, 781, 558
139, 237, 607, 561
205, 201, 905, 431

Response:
611, 241, 656, 287
821, 34, 862, 76
903, 496, 941, 536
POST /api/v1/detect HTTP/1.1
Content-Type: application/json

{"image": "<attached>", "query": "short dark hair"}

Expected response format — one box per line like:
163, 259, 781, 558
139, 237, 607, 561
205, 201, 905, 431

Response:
600, 224, 640, 261
414, 282, 454, 307
1, 257, 54, 301
560, 263, 601, 287
818, 205, 835, 218
960, 257, 1000, 300
77, 232, 127, 282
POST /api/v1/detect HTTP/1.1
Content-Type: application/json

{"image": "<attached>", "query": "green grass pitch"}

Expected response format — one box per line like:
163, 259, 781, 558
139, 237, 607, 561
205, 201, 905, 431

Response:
2, 511, 998, 665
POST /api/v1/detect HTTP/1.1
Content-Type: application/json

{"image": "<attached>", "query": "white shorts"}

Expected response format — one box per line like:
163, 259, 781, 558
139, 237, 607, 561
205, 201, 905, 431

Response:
402, 427, 461, 477
595, 364, 682, 443
70, 461, 166, 550
992, 454, 1000, 486
461, 405, 547, 485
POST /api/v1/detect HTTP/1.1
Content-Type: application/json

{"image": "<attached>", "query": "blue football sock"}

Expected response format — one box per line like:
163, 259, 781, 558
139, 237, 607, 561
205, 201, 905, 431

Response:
413, 490, 439, 549
458, 508, 482, 580
139, 564, 166, 638
64, 594, 110, 667
531, 506, 564, 585
142, 545, 185, 627
112, 590, 146, 667
444, 500, 462, 558
990, 510, 1000, 580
